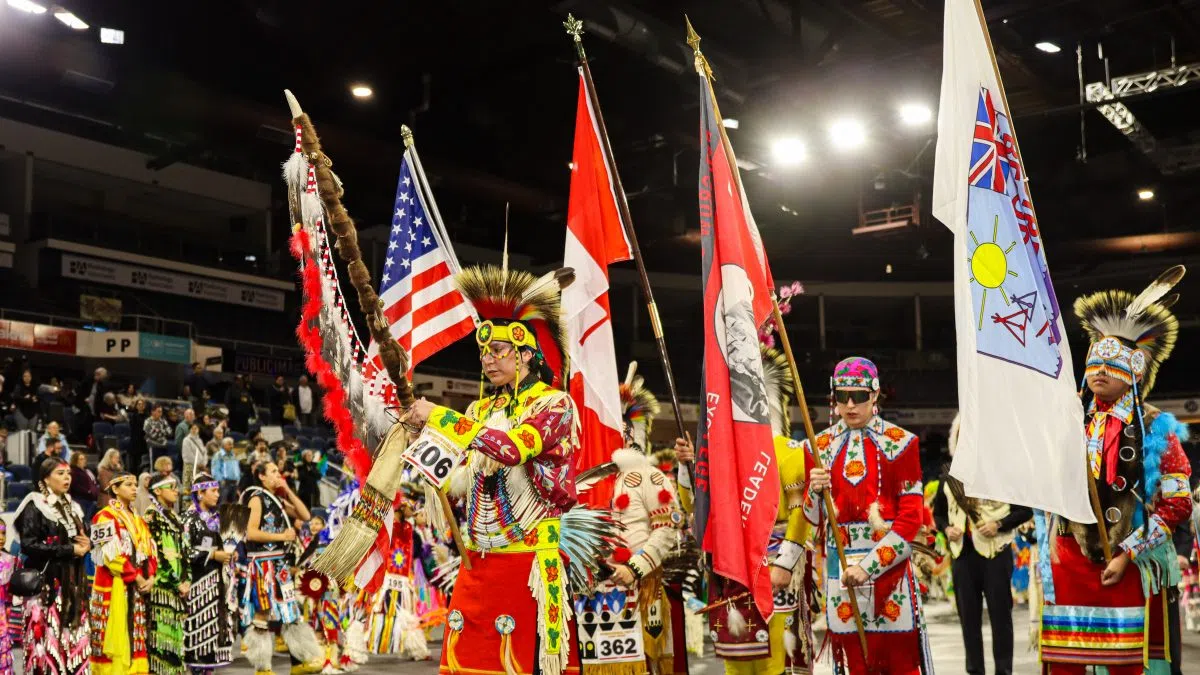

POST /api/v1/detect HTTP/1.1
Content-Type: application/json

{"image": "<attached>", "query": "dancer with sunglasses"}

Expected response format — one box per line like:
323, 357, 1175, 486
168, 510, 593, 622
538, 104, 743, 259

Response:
801, 357, 932, 674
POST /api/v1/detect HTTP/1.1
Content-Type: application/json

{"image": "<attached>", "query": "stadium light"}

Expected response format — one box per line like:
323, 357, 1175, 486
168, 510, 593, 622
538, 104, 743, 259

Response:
53, 8, 87, 29
829, 119, 866, 150
6, 0, 47, 14
351, 85, 373, 99
898, 103, 932, 126
1035, 41, 1061, 54
771, 137, 806, 167
100, 27, 124, 44
722, 118, 740, 129
1137, 189, 1155, 201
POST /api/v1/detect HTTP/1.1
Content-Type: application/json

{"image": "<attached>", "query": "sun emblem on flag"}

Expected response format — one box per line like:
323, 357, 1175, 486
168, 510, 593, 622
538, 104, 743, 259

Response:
968, 214, 1019, 330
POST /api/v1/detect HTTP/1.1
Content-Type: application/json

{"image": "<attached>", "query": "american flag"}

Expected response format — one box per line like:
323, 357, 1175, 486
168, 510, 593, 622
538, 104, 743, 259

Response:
364, 152, 476, 402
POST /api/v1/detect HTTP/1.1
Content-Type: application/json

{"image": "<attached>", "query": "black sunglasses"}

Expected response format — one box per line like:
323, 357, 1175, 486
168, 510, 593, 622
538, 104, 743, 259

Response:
834, 390, 873, 405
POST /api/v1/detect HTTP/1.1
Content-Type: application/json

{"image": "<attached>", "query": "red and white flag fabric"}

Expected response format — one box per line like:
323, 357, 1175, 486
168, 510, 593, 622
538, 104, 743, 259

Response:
692, 71, 780, 620
564, 69, 633, 507
364, 151, 477, 404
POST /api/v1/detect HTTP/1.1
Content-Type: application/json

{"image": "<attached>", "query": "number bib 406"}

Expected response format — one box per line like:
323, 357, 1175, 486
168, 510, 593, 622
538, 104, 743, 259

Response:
402, 427, 467, 489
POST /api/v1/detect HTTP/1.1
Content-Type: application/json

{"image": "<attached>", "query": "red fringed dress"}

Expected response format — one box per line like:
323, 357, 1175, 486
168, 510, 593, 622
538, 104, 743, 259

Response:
801, 416, 929, 674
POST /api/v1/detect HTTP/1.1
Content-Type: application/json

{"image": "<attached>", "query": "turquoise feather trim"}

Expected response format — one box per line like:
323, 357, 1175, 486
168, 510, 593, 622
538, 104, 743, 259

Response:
1142, 411, 1189, 507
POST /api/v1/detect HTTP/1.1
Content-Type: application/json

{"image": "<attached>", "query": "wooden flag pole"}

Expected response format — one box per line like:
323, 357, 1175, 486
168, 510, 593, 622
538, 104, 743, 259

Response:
564, 15, 695, 488
771, 299, 870, 660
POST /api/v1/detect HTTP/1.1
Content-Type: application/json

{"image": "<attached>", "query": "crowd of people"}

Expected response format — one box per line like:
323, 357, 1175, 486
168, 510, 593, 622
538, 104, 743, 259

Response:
5, 446, 452, 675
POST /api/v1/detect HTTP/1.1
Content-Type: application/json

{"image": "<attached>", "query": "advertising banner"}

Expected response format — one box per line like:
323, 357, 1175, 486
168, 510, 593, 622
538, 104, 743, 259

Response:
62, 254, 286, 312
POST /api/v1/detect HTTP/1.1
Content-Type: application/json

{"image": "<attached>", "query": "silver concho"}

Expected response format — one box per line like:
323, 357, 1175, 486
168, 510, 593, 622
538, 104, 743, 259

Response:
1118, 445, 1137, 462
495, 614, 516, 635
755, 629, 770, 643
448, 610, 465, 632
1112, 475, 1128, 492
1105, 507, 1122, 523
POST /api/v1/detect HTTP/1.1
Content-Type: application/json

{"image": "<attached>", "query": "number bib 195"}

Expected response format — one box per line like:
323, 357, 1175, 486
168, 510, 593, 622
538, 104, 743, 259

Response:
402, 427, 467, 489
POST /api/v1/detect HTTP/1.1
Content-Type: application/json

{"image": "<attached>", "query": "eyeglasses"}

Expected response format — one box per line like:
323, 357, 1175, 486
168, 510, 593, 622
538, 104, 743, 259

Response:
834, 390, 873, 405
479, 344, 515, 362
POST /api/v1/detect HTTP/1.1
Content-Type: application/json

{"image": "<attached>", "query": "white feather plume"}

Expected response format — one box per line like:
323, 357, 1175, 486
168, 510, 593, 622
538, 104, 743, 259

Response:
1125, 265, 1185, 320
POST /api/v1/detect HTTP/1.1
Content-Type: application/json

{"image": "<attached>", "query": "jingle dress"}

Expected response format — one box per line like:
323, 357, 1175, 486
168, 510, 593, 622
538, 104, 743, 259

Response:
145, 501, 190, 675
183, 504, 239, 670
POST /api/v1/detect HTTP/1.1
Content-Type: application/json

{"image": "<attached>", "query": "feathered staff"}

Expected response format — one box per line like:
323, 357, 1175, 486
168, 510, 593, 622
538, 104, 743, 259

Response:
282, 90, 424, 582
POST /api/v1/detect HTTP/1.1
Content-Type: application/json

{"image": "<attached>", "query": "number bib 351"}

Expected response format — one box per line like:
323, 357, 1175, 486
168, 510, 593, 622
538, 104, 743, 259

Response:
575, 582, 645, 666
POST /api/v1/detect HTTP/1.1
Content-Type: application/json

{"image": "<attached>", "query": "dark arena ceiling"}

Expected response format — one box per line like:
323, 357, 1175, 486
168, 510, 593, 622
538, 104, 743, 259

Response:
3, 0, 1200, 391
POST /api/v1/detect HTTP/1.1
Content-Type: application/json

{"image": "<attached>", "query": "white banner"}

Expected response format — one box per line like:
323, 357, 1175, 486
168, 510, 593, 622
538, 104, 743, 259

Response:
61, 254, 286, 311
77, 331, 139, 358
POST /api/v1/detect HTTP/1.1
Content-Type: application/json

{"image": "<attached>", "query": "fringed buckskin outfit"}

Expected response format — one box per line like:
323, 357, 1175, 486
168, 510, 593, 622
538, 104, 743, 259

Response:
710, 348, 815, 675
1038, 267, 1192, 674
575, 367, 688, 675
800, 357, 932, 674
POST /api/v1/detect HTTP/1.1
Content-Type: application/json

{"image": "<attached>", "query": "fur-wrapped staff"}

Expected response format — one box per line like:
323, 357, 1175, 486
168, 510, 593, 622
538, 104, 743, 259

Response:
282, 89, 452, 582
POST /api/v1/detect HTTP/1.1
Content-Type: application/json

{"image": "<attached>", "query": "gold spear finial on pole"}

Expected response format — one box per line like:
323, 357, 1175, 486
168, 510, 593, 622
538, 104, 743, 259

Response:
684, 15, 713, 80
401, 125, 414, 148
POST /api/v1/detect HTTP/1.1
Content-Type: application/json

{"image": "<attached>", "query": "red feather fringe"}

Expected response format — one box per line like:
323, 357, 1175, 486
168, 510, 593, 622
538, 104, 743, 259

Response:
289, 229, 373, 484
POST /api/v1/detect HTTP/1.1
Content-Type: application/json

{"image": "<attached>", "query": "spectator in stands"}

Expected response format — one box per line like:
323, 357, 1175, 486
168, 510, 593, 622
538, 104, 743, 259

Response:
85, 366, 111, 415
294, 374, 317, 428
67, 449, 99, 521
97, 391, 124, 424
143, 404, 171, 470
0, 426, 9, 466
197, 411, 215, 443
129, 397, 148, 470
268, 375, 291, 426
274, 443, 297, 492
11, 369, 39, 431
184, 362, 208, 413
205, 424, 225, 459
225, 374, 255, 434
181, 422, 206, 491
154, 455, 174, 482
36, 420, 66, 459
117, 383, 139, 409
37, 375, 65, 421
33, 437, 65, 470
297, 449, 322, 509
174, 408, 195, 446
211, 437, 240, 503
97, 448, 122, 509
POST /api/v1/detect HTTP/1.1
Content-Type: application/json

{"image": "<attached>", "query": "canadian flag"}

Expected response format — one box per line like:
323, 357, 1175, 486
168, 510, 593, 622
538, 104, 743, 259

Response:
564, 68, 633, 508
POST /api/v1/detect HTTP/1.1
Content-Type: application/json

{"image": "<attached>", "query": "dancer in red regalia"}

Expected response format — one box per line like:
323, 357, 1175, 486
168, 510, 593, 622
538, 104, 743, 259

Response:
802, 357, 932, 674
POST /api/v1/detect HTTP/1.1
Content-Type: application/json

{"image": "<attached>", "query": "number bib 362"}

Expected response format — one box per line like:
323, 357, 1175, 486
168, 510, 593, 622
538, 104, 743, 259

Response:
575, 582, 645, 666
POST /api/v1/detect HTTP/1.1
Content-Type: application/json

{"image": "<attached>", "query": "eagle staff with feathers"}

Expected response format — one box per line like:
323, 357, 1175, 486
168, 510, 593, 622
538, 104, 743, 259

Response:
1036, 266, 1193, 673
281, 90, 620, 675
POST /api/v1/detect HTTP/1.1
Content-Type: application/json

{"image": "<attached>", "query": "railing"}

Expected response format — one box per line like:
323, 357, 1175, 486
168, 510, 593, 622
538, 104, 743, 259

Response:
0, 307, 194, 338
195, 334, 304, 358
